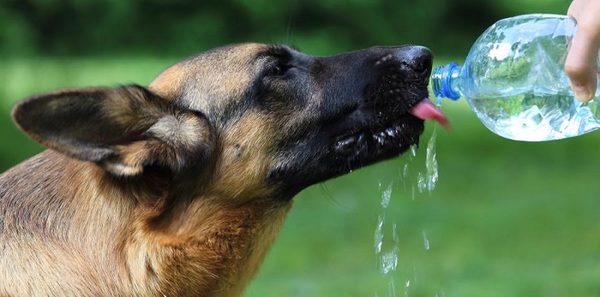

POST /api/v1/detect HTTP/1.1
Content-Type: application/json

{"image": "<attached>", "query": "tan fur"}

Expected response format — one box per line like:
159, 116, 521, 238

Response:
212, 113, 278, 200
0, 43, 291, 297
149, 43, 265, 113
0, 149, 291, 297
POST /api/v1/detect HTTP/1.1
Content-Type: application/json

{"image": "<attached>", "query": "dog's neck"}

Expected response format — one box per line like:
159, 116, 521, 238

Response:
140, 194, 293, 296
126, 197, 292, 296
1, 150, 293, 296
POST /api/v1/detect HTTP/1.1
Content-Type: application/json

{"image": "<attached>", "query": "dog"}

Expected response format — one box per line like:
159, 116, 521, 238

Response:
0, 43, 447, 296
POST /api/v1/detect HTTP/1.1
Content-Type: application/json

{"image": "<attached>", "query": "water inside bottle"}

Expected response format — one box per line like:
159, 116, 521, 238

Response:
470, 93, 600, 141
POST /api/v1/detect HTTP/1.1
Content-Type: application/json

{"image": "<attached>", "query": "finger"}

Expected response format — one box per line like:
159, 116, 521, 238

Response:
567, 0, 586, 19
565, 1, 600, 102
565, 31, 597, 102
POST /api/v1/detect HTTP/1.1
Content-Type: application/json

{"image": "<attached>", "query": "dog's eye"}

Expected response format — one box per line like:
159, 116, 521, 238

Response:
268, 62, 293, 77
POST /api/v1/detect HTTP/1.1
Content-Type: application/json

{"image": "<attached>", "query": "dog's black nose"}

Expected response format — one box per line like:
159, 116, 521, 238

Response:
377, 46, 432, 83
409, 46, 433, 74
395, 46, 433, 75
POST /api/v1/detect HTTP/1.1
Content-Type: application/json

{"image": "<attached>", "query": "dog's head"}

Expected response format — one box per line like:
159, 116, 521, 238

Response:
12, 43, 446, 200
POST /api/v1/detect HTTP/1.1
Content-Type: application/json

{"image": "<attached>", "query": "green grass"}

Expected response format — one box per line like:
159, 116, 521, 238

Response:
1, 57, 600, 297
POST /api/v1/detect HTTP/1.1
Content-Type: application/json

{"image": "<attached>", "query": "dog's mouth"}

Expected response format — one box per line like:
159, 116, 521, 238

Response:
323, 46, 451, 171
331, 99, 447, 160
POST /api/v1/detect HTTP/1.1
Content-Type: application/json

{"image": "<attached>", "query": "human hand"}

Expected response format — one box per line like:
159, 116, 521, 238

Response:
565, 0, 600, 102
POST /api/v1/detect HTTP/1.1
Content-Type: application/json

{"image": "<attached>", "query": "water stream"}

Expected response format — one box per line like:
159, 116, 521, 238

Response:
373, 181, 400, 297
374, 118, 442, 296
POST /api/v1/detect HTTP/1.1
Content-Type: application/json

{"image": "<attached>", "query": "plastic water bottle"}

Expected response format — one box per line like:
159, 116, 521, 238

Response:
432, 14, 600, 142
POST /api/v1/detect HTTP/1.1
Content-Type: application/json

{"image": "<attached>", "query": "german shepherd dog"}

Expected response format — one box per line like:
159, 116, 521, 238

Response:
0, 43, 447, 296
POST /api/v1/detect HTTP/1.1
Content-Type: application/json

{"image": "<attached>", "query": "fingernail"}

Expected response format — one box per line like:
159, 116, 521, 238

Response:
573, 85, 593, 102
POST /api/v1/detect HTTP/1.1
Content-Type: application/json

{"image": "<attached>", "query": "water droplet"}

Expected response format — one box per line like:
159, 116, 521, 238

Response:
381, 182, 393, 208
380, 249, 399, 274
422, 231, 430, 251
425, 126, 439, 192
435, 95, 444, 107
417, 172, 426, 193
402, 163, 410, 179
416, 126, 439, 194
410, 145, 417, 157
374, 214, 384, 253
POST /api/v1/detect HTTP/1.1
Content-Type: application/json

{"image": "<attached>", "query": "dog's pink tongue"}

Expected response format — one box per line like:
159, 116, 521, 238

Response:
410, 99, 450, 129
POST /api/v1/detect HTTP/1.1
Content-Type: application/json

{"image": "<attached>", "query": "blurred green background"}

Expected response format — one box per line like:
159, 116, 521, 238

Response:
2, 1, 599, 296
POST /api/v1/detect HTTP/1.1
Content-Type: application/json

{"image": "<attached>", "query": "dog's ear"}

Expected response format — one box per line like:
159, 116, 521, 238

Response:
12, 85, 213, 176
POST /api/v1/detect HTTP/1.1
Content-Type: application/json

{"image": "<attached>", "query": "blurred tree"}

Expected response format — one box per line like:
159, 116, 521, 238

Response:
0, 0, 569, 57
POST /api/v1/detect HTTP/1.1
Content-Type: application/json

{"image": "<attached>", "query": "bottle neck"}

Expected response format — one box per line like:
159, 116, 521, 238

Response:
432, 62, 462, 100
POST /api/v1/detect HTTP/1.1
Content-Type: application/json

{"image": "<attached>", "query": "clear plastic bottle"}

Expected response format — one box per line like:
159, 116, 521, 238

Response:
432, 14, 600, 141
